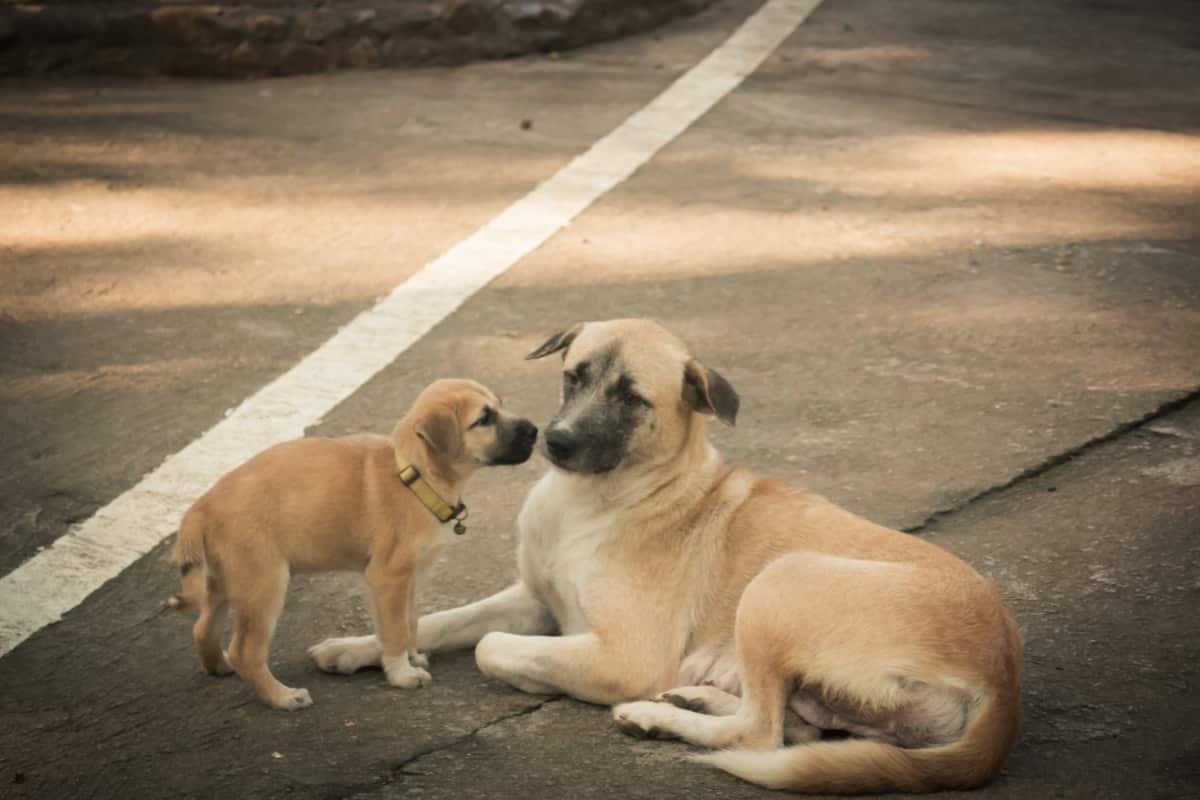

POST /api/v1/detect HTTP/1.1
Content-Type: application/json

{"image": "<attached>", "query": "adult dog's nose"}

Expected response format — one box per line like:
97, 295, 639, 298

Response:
545, 428, 577, 462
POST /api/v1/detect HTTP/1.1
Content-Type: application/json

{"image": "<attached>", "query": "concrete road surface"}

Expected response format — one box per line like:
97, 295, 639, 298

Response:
2, 1, 1198, 798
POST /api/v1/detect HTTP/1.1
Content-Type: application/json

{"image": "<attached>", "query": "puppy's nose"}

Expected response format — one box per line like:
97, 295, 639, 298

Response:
545, 428, 576, 461
516, 419, 538, 442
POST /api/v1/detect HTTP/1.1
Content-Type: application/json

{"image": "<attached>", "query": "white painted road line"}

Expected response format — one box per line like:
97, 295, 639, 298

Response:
0, 0, 825, 658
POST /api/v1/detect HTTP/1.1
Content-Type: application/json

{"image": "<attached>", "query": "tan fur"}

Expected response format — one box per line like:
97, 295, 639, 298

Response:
399, 319, 1020, 792
167, 379, 534, 711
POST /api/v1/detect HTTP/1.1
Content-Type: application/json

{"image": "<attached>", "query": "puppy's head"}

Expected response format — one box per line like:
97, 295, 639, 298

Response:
526, 319, 738, 475
406, 379, 538, 473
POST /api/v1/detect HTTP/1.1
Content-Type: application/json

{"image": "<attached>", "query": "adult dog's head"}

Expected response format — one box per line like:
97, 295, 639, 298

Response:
525, 319, 738, 475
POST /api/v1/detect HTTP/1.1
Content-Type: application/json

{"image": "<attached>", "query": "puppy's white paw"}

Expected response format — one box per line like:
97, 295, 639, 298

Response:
308, 636, 381, 674
386, 664, 432, 690
409, 650, 430, 669
273, 687, 313, 712
612, 701, 675, 740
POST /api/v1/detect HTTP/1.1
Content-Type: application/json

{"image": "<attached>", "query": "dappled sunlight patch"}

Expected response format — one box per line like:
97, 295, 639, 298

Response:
877, 129, 1200, 193
501, 125, 1198, 288
733, 127, 1200, 196
500, 200, 1176, 286
0, 170, 536, 318
797, 45, 935, 68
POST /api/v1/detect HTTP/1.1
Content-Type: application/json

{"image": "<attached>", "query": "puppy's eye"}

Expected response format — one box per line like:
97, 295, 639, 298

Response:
470, 408, 497, 428
563, 372, 581, 390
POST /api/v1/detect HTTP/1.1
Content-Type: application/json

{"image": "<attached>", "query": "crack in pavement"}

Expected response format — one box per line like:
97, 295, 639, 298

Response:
392, 696, 563, 779
903, 385, 1200, 534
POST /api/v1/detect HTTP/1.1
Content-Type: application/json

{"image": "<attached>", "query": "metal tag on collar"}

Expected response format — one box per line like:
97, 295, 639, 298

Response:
451, 505, 469, 535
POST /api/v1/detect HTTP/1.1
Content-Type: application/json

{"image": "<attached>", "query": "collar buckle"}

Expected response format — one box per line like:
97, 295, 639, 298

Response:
397, 463, 421, 486
394, 455, 469, 534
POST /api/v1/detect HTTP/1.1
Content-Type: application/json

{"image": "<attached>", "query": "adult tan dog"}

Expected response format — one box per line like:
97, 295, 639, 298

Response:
313, 320, 1023, 793
168, 379, 537, 711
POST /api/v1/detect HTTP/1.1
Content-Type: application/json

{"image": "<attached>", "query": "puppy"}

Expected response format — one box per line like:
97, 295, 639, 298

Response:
167, 378, 537, 710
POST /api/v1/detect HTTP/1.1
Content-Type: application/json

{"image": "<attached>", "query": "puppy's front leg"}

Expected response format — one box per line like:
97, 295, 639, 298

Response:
475, 632, 670, 706
406, 574, 428, 669
368, 566, 431, 689
417, 581, 555, 653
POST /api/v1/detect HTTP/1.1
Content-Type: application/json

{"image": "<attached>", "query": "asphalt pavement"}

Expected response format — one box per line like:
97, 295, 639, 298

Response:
1, 1, 1198, 798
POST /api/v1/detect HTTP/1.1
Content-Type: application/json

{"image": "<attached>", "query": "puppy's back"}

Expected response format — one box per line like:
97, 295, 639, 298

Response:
196, 435, 393, 570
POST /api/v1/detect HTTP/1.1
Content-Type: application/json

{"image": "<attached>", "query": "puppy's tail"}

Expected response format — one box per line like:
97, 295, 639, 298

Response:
691, 689, 1020, 794
166, 506, 209, 612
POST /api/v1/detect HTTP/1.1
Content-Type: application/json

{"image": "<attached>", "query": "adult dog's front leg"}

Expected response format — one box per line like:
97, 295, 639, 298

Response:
418, 581, 555, 653
475, 632, 670, 706
311, 581, 552, 673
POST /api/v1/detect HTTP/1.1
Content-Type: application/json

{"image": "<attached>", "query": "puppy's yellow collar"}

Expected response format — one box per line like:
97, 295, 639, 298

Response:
395, 454, 468, 535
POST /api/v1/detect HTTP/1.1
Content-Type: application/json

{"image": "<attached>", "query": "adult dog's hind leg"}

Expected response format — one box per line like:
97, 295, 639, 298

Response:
613, 575, 791, 750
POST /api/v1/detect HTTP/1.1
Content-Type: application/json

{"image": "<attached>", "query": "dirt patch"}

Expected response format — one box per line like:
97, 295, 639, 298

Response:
0, 0, 717, 77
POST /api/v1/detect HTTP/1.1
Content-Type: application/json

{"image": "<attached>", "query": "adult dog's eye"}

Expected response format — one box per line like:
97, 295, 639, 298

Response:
609, 381, 650, 408
626, 391, 650, 408
470, 407, 497, 428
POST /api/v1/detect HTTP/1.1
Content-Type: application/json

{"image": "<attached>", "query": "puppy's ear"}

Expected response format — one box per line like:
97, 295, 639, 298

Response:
526, 323, 584, 360
683, 358, 739, 426
415, 406, 462, 459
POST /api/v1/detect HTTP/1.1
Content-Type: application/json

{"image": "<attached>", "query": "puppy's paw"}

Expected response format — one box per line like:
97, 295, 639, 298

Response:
203, 651, 235, 677
386, 665, 432, 690
409, 650, 430, 669
308, 636, 381, 675
272, 687, 313, 712
612, 701, 674, 740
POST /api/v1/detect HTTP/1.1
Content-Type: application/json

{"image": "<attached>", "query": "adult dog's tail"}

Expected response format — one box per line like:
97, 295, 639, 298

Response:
693, 690, 1020, 795
166, 507, 208, 612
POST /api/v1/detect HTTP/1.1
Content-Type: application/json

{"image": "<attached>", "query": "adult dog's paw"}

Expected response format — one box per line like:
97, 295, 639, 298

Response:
657, 684, 739, 715
307, 636, 381, 674
612, 701, 676, 740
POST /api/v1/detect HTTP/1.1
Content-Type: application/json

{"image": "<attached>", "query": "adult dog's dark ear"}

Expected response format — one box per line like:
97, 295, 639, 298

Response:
525, 323, 584, 360
415, 406, 462, 459
683, 358, 739, 426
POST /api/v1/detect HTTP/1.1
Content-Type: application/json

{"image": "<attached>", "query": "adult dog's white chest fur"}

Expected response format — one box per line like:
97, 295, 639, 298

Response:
516, 471, 619, 636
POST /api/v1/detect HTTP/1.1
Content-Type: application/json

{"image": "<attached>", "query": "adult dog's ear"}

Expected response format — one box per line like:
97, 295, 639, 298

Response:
415, 406, 462, 459
683, 358, 739, 426
525, 323, 584, 360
